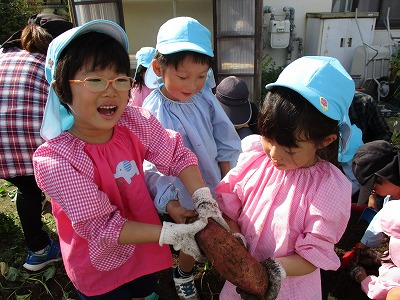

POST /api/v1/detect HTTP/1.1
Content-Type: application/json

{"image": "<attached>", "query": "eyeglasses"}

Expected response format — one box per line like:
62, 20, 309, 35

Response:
69, 76, 134, 92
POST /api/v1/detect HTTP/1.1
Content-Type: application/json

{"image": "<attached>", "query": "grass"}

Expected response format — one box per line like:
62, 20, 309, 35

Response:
0, 179, 76, 300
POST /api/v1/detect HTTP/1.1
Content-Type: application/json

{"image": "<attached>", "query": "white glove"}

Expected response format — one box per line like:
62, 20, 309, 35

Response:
192, 187, 230, 231
159, 219, 207, 261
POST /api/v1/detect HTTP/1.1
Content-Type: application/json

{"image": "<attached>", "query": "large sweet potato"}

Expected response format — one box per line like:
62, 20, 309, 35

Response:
195, 219, 269, 299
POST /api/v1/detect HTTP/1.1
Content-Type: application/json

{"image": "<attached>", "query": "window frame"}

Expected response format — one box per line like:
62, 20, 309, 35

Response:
68, 0, 125, 28
351, 0, 400, 30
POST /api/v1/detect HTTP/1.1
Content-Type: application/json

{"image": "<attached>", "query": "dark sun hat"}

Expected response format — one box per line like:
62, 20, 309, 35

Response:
216, 76, 252, 126
2, 13, 72, 49
352, 140, 400, 205
28, 13, 73, 38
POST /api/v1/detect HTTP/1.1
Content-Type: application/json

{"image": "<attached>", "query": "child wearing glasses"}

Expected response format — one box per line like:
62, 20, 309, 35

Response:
32, 20, 227, 300
142, 16, 241, 299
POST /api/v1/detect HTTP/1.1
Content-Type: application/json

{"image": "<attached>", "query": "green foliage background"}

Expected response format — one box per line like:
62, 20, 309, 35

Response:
261, 54, 284, 103
0, 0, 40, 45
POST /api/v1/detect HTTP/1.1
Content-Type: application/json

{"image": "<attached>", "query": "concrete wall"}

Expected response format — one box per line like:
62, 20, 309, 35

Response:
261, 0, 332, 67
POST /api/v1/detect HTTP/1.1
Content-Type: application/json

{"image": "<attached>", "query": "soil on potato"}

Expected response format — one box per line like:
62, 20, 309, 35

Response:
0, 187, 385, 299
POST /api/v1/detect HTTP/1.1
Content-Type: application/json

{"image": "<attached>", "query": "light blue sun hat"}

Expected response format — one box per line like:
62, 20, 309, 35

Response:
144, 17, 215, 89
40, 19, 129, 141
265, 56, 356, 155
134, 47, 156, 79
156, 16, 213, 56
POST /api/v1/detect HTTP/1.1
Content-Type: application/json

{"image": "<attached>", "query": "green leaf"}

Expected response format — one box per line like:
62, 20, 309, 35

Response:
5, 266, 20, 281
43, 265, 56, 281
16, 293, 31, 300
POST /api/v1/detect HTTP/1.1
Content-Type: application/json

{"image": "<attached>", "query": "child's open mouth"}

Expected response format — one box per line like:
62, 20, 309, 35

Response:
97, 105, 117, 115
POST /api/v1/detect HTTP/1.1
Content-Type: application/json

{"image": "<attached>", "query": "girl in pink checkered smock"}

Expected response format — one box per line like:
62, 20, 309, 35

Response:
32, 20, 227, 300
215, 56, 355, 300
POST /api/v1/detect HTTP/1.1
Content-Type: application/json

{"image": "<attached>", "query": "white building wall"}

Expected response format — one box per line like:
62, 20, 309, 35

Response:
261, 0, 332, 67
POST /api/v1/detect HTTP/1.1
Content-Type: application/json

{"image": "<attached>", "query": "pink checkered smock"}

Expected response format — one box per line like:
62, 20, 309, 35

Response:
215, 135, 352, 300
33, 107, 198, 296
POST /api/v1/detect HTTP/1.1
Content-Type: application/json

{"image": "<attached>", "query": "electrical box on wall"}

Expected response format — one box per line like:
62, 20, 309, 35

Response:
268, 20, 290, 48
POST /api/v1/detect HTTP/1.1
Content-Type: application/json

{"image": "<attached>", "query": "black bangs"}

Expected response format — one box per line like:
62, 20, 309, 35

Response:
155, 50, 213, 70
60, 31, 130, 79
81, 34, 130, 75
259, 87, 304, 148
259, 86, 339, 149
53, 31, 130, 107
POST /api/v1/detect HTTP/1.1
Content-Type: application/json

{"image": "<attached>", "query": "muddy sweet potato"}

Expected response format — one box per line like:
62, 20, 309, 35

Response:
195, 218, 269, 298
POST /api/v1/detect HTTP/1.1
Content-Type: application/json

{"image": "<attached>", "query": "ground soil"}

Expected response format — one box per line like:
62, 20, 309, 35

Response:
0, 184, 386, 299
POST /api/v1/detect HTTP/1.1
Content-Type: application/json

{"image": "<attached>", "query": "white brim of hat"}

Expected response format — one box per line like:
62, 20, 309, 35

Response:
157, 41, 214, 57
71, 20, 129, 51
144, 65, 163, 89
45, 20, 128, 83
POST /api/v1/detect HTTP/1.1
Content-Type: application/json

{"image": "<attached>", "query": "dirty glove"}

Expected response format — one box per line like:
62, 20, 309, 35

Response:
357, 248, 382, 268
192, 187, 230, 231
159, 218, 207, 261
236, 258, 286, 300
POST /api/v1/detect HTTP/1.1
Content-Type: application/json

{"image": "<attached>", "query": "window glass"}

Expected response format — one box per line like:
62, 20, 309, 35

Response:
217, 38, 255, 74
332, 0, 354, 12
352, 0, 400, 29
216, 0, 255, 35
73, 3, 119, 25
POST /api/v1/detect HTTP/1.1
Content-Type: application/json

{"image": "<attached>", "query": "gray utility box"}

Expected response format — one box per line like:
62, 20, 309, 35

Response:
305, 12, 378, 72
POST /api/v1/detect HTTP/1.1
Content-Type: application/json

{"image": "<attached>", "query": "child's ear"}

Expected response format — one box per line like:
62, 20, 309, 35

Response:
321, 134, 337, 149
152, 60, 162, 77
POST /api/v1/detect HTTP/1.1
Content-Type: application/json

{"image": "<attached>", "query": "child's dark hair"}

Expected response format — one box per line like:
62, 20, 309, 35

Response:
154, 50, 213, 70
54, 31, 131, 111
259, 87, 339, 165
133, 65, 147, 91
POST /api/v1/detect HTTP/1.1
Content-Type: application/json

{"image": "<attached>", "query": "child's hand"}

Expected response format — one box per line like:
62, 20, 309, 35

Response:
159, 219, 208, 261
192, 187, 230, 231
368, 193, 381, 211
166, 200, 198, 224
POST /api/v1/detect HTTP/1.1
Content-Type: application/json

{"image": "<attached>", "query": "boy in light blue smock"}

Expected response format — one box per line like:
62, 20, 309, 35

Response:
142, 16, 241, 300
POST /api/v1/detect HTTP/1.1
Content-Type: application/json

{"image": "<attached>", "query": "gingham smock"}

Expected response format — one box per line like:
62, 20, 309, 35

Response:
0, 47, 48, 178
215, 135, 352, 300
33, 106, 197, 296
